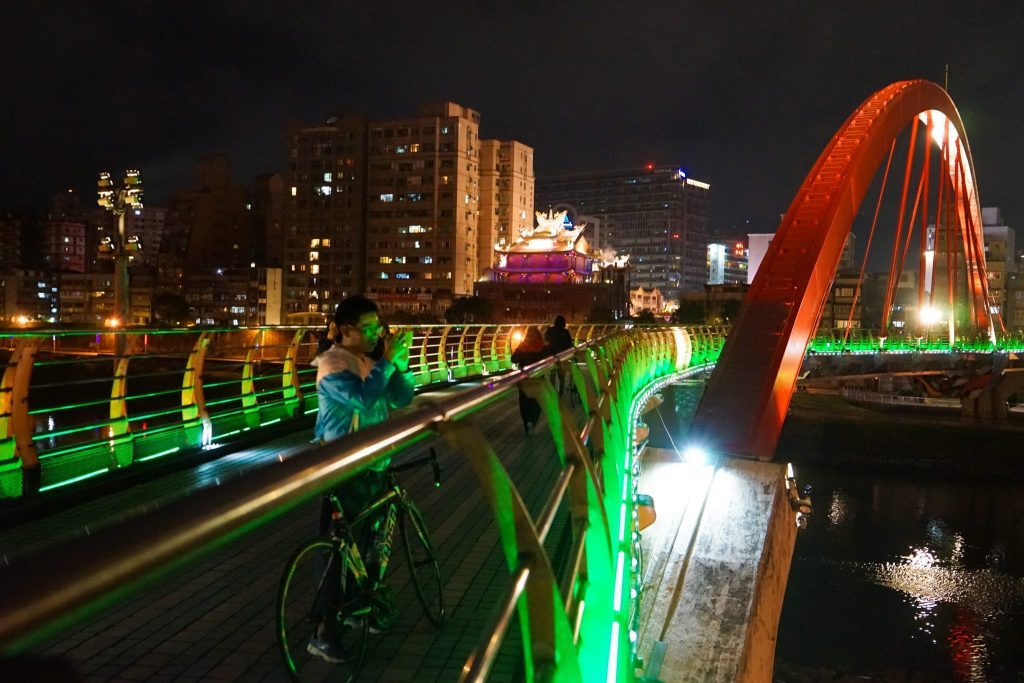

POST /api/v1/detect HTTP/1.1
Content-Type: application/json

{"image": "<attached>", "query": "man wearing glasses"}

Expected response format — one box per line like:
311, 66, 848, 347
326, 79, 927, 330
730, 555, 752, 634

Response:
309, 295, 414, 661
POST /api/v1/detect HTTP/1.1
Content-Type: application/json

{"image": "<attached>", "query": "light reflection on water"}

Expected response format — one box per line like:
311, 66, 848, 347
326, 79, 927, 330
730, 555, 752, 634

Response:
777, 467, 1024, 681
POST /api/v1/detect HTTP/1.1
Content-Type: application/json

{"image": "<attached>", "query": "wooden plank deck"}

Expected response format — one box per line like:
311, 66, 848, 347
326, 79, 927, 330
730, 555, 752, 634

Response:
2, 384, 584, 682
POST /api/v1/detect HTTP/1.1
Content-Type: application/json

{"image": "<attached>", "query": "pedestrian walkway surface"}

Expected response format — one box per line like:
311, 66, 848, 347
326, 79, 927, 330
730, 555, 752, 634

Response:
3, 385, 582, 682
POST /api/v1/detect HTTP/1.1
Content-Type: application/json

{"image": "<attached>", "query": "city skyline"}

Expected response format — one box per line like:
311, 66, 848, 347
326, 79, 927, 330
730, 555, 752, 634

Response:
2, 3, 1022, 235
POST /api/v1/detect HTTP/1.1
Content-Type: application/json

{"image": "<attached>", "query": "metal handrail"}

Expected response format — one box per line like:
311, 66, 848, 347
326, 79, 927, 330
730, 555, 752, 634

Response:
0, 323, 628, 500
0, 333, 611, 650
0, 325, 727, 681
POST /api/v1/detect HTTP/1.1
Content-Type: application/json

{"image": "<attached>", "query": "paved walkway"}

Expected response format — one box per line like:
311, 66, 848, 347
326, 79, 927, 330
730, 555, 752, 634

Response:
4, 385, 584, 682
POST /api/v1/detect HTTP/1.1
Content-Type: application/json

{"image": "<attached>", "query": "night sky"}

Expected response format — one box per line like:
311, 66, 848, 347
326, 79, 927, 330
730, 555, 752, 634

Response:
2, 2, 1022, 237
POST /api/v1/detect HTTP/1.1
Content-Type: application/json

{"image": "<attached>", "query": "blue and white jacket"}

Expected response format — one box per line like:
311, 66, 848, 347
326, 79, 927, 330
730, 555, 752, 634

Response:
312, 344, 415, 471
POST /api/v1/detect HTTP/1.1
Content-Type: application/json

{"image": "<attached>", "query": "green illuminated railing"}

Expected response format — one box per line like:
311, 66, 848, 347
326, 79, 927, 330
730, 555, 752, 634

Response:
0, 325, 728, 683
0, 324, 623, 501
808, 328, 1024, 354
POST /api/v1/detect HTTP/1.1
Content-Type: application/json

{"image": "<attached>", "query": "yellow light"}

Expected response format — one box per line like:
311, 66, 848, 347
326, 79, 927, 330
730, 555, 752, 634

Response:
14, 315, 30, 326
105, 317, 122, 328
511, 330, 524, 346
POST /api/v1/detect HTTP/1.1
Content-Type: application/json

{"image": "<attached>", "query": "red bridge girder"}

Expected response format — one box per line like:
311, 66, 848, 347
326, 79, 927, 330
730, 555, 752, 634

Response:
689, 80, 990, 461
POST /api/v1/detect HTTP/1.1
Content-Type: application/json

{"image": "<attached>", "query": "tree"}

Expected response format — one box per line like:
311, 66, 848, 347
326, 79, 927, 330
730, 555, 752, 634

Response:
721, 299, 742, 323
670, 300, 705, 325
152, 291, 190, 326
633, 310, 658, 325
586, 304, 617, 323
445, 296, 493, 323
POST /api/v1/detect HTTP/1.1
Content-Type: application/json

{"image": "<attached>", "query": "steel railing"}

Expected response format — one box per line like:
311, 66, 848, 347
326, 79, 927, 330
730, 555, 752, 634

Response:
0, 325, 729, 682
0, 324, 624, 501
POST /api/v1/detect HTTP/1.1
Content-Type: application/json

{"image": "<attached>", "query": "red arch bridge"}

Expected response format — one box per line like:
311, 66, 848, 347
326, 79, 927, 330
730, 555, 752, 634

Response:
0, 81, 1020, 682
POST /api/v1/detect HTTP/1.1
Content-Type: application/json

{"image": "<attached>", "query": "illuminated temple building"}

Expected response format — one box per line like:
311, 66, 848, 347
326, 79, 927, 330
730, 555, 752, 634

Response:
475, 210, 630, 323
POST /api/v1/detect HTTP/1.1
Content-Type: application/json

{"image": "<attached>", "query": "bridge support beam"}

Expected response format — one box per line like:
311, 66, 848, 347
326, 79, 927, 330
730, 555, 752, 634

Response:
635, 450, 798, 682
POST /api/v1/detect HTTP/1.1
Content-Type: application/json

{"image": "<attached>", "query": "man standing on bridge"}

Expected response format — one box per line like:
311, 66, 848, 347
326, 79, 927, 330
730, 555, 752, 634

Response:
309, 295, 414, 662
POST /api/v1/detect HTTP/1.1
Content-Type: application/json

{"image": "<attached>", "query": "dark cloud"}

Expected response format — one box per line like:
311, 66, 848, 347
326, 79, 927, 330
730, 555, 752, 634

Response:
1, 1, 1022, 234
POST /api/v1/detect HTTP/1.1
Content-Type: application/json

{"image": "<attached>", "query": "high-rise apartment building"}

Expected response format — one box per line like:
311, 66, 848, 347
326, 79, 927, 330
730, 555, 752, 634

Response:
42, 220, 87, 273
536, 165, 710, 300
478, 140, 534, 273
283, 114, 369, 322
365, 102, 481, 315
280, 103, 531, 318
124, 206, 167, 267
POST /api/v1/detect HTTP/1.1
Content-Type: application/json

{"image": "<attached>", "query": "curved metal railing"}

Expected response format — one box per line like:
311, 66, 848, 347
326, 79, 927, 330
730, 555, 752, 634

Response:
0, 325, 729, 682
0, 324, 624, 500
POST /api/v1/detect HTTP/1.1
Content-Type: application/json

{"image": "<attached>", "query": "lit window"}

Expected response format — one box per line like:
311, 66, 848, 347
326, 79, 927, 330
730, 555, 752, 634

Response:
396, 145, 407, 154
380, 193, 394, 202
395, 256, 406, 264
409, 225, 426, 233
291, 186, 297, 196
441, 176, 450, 185
310, 264, 320, 274
322, 238, 331, 246
380, 273, 389, 279
323, 172, 332, 182
441, 126, 450, 134
319, 185, 332, 196
410, 143, 420, 153
309, 251, 319, 261
379, 256, 393, 264
423, 256, 433, 264
396, 273, 411, 280
310, 238, 320, 247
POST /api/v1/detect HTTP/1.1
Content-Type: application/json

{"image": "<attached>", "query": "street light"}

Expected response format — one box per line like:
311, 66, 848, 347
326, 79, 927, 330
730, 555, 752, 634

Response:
97, 170, 143, 329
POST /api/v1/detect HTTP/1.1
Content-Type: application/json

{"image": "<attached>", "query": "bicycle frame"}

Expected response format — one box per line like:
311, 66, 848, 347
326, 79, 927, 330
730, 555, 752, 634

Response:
323, 447, 440, 595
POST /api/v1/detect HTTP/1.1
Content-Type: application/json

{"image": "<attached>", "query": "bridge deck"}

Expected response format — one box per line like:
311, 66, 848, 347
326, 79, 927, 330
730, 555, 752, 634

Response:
2, 385, 579, 682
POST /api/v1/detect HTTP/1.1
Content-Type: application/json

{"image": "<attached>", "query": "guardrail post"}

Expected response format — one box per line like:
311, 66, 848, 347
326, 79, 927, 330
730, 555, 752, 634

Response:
182, 332, 211, 448
241, 345, 259, 431
523, 377, 615, 680
1, 340, 39, 496
440, 420, 582, 682
282, 329, 305, 418
108, 335, 137, 468
435, 326, 452, 382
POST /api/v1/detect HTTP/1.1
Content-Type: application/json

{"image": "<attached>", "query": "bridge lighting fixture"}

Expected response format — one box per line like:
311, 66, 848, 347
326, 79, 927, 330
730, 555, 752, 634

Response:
682, 444, 709, 466
920, 306, 942, 326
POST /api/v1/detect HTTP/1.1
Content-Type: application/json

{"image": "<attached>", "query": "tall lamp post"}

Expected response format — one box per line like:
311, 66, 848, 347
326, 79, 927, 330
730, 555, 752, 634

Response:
97, 170, 143, 327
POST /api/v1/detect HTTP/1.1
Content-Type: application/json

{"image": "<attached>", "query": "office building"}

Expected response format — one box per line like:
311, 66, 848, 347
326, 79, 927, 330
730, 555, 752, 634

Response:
536, 165, 710, 300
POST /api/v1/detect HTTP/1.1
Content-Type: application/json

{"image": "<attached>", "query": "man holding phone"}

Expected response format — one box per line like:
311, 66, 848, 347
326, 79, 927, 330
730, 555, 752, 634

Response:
308, 295, 415, 661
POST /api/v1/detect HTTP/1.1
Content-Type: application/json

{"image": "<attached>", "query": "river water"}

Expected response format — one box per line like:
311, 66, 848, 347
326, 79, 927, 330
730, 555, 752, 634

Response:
646, 382, 1024, 682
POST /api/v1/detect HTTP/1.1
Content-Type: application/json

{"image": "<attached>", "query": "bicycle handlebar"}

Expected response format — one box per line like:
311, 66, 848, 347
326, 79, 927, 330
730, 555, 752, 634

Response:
389, 446, 442, 488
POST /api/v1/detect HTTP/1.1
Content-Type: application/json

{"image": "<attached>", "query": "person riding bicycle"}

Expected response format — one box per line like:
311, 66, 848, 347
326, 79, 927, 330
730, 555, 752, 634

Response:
309, 295, 414, 663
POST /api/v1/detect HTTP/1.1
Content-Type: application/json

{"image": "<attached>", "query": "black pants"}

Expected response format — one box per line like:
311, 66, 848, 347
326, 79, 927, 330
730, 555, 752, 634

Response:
313, 468, 387, 620
517, 387, 541, 429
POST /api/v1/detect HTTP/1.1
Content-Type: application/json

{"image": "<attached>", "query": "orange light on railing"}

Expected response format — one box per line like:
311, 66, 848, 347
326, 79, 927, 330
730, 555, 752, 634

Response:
105, 317, 122, 328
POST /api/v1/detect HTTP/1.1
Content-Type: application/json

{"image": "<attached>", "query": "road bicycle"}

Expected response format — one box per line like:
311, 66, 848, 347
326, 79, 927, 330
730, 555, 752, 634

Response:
276, 448, 445, 681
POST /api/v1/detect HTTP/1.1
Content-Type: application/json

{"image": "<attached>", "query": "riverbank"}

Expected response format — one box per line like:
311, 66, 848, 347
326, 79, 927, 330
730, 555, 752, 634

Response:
777, 392, 1024, 479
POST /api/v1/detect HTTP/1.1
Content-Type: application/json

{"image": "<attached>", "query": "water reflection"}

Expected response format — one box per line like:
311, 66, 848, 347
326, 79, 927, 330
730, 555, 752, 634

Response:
778, 468, 1024, 681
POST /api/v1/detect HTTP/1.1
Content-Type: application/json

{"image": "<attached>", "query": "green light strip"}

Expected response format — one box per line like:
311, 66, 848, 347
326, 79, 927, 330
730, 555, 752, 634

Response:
607, 621, 621, 683
38, 467, 108, 492
136, 447, 181, 462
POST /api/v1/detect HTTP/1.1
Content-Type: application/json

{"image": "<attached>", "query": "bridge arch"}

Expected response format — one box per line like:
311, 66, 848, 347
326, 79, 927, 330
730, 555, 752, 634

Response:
690, 80, 990, 460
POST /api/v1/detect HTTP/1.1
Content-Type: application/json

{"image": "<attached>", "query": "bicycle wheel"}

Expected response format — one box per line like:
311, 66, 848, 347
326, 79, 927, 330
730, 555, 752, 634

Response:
399, 502, 445, 625
277, 539, 369, 682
